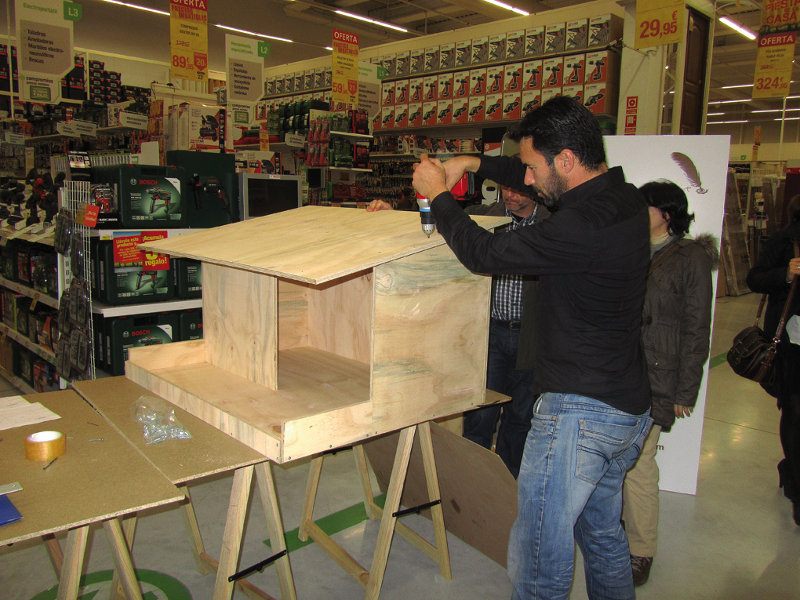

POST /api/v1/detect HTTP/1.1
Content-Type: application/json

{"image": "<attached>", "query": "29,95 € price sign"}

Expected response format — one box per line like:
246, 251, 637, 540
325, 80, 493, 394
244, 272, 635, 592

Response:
635, 0, 684, 50
753, 32, 797, 99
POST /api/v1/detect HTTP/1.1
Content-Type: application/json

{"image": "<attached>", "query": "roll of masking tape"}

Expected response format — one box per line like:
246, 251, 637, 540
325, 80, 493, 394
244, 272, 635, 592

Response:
25, 430, 66, 462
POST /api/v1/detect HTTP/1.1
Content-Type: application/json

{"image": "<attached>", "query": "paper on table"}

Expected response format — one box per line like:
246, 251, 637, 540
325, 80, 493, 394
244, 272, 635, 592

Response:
0, 396, 61, 431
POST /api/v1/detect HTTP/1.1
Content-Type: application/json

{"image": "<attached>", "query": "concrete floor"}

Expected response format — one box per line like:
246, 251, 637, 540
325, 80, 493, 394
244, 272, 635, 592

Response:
1, 293, 799, 599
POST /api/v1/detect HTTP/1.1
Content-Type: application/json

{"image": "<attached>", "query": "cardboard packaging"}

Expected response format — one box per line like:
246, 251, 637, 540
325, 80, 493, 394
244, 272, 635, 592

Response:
382, 82, 395, 106
423, 75, 438, 101
488, 34, 506, 63
471, 37, 488, 65
408, 102, 423, 127
487, 65, 504, 94
485, 93, 503, 121
470, 68, 487, 96
381, 107, 395, 129
453, 98, 470, 124
396, 51, 410, 77
381, 54, 396, 78
506, 30, 525, 60
468, 95, 485, 122
567, 19, 589, 51
522, 90, 542, 114
173, 258, 202, 299
394, 104, 409, 128
502, 92, 522, 120
438, 73, 454, 100
584, 82, 617, 115
545, 23, 566, 54
408, 77, 424, 103
523, 60, 543, 90
437, 100, 453, 125
410, 49, 424, 75
525, 26, 545, 57
395, 79, 410, 104
588, 14, 623, 48
542, 87, 562, 103
564, 54, 586, 86
440, 43, 455, 70
563, 84, 584, 105
454, 71, 471, 98
455, 40, 471, 68
423, 101, 438, 126
504, 63, 523, 92
543, 57, 564, 89
585, 50, 619, 84
424, 47, 439, 72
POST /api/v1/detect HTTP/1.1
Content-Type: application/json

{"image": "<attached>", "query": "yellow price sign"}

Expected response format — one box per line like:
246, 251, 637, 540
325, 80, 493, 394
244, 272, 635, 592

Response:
635, 1, 683, 49
753, 32, 797, 98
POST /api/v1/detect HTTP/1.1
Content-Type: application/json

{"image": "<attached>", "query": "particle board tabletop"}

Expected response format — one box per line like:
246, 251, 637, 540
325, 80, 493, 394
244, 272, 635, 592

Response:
137, 205, 509, 284
71, 377, 268, 485
0, 390, 183, 547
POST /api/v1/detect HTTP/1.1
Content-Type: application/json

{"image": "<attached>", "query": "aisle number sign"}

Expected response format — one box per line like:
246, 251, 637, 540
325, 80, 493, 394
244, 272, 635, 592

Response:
332, 30, 359, 105
753, 32, 796, 98
635, 0, 683, 50
14, 0, 78, 103
169, 0, 208, 82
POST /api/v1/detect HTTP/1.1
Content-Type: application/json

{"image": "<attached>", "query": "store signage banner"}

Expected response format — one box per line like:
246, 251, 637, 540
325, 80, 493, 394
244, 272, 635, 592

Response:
634, 0, 683, 49
761, 0, 800, 31
605, 135, 730, 496
169, 0, 208, 83
332, 29, 359, 105
225, 34, 263, 103
753, 32, 796, 98
14, 0, 75, 103
357, 61, 380, 121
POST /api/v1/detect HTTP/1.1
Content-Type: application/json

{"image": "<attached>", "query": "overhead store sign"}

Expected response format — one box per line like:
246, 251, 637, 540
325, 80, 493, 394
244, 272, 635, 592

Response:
634, 0, 683, 49
14, 0, 76, 103
332, 29, 359, 105
169, 0, 208, 82
225, 34, 263, 103
761, 0, 800, 31
753, 31, 796, 98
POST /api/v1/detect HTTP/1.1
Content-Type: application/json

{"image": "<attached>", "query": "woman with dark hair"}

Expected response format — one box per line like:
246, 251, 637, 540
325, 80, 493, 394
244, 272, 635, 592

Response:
623, 180, 718, 586
746, 194, 800, 526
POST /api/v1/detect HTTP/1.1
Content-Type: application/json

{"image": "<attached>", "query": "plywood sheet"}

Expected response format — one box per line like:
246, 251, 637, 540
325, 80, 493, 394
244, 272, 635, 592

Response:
137, 206, 510, 285
364, 422, 517, 567
0, 390, 182, 546
371, 245, 491, 427
72, 377, 266, 485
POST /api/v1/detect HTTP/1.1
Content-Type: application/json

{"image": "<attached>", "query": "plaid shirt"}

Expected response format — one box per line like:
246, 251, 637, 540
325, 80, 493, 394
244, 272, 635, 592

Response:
490, 206, 539, 322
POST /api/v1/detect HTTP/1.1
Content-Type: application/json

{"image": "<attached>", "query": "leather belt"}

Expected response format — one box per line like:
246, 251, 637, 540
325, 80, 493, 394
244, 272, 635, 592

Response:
491, 319, 522, 331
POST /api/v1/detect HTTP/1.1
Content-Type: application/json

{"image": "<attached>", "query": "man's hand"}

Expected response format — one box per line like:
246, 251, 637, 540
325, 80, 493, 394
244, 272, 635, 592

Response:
674, 404, 693, 419
441, 154, 481, 190
412, 156, 449, 201
366, 199, 393, 212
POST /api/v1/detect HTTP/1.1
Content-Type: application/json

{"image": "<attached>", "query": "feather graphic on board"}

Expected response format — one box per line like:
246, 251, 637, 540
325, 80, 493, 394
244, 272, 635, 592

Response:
671, 152, 708, 194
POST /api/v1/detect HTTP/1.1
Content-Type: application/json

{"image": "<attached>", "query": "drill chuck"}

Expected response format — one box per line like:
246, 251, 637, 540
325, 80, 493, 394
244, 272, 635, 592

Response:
416, 196, 436, 237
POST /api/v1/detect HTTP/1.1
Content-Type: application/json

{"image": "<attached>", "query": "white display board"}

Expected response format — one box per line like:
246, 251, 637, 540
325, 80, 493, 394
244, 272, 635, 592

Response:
605, 134, 730, 495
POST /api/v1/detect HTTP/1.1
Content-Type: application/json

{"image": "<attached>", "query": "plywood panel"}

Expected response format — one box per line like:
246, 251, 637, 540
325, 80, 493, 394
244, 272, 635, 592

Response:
137, 206, 510, 284
203, 263, 277, 388
278, 279, 310, 350
371, 245, 491, 428
309, 271, 373, 364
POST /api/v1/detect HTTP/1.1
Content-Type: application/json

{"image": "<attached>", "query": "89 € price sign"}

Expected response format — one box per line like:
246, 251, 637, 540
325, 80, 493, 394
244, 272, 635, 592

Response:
753, 32, 796, 99
635, 0, 684, 50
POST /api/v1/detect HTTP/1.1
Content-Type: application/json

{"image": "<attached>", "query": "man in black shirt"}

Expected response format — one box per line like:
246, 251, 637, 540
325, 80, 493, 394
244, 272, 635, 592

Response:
412, 96, 652, 599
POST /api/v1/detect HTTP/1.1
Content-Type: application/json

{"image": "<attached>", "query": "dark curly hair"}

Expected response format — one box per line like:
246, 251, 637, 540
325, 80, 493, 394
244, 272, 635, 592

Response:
639, 180, 695, 238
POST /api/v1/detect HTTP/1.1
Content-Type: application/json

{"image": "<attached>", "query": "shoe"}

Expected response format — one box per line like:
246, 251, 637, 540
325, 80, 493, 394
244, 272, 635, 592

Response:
630, 555, 653, 587
793, 501, 800, 527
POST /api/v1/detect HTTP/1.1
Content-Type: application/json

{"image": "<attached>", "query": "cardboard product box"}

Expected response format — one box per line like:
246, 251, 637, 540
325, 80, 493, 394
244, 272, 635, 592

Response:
324, 68, 332, 88
545, 23, 566, 54
506, 30, 525, 60
485, 93, 503, 121
395, 79, 410, 104
440, 43, 455, 70
564, 54, 587, 86
563, 84, 584, 105
274, 77, 284, 95
588, 14, 622, 48
166, 149, 238, 227
523, 60, 543, 90
283, 73, 294, 94
470, 68, 487, 96
585, 50, 619, 84
293, 72, 304, 92
172, 258, 202, 299
105, 71, 121, 83
471, 37, 488, 65
437, 100, 453, 125
409, 77, 424, 103
567, 19, 589, 51
504, 63, 523, 92
304, 70, 314, 91
381, 55, 396, 79
468, 95, 485, 122
408, 102, 423, 128
584, 82, 617, 115
178, 309, 203, 341
89, 59, 104, 71
410, 48, 424, 75
423, 75, 438, 102
381, 81, 395, 106
438, 73, 454, 100
266, 76, 276, 96
171, 103, 227, 152
314, 67, 325, 89
395, 51, 410, 77
0, 336, 13, 373
542, 87, 562, 103
486, 65, 504, 94
13, 345, 32, 385
424, 47, 439, 73
394, 104, 409, 128
525, 26, 545, 57
452, 98, 470, 124
32, 360, 59, 393
543, 57, 564, 89
502, 92, 522, 120
522, 90, 542, 115
453, 71, 470, 98
372, 109, 382, 132
423, 101, 438, 127
106, 312, 178, 376
381, 106, 394, 129
95, 240, 175, 305
455, 40, 471, 68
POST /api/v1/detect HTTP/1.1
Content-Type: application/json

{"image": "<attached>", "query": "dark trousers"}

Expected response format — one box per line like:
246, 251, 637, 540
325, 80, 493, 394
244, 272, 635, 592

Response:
463, 320, 534, 478
778, 344, 800, 501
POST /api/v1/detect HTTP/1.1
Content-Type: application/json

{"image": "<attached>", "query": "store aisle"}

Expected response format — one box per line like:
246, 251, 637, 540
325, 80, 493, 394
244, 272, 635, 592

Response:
2, 293, 799, 600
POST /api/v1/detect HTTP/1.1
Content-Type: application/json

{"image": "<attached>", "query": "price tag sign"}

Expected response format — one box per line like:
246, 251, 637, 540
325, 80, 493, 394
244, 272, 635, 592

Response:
169, 0, 208, 82
332, 30, 359, 106
753, 32, 797, 99
83, 204, 100, 227
635, 0, 683, 49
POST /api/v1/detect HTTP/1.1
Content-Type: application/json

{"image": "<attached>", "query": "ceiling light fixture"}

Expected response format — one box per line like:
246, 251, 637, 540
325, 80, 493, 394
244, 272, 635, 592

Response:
708, 98, 752, 105
100, 0, 169, 16
334, 10, 408, 33
480, 0, 530, 16
751, 107, 800, 113
325, 46, 333, 51
215, 24, 293, 43
721, 83, 753, 90
718, 16, 757, 41
707, 112, 725, 116
706, 119, 748, 124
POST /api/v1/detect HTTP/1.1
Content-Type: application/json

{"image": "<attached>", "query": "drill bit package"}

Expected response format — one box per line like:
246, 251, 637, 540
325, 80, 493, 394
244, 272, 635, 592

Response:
132, 395, 192, 445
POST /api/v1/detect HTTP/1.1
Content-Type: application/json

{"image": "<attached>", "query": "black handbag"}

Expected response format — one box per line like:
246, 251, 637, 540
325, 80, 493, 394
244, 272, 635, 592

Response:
727, 241, 799, 397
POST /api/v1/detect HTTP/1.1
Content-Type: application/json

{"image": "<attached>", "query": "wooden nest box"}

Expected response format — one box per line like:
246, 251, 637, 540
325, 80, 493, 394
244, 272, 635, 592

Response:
128, 205, 508, 463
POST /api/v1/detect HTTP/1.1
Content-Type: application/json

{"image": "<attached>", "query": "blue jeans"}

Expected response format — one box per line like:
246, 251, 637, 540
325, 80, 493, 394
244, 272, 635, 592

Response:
508, 393, 652, 600
463, 321, 535, 478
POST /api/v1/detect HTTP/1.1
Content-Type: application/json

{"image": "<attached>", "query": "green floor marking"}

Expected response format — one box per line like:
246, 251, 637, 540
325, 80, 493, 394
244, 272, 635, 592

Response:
30, 568, 191, 600
709, 352, 728, 369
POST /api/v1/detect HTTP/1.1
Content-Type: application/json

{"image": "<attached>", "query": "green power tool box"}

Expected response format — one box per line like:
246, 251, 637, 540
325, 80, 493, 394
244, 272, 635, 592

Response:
105, 312, 179, 376
178, 308, 203, 341
95, 240, 175, 305
166, 150, 238, 227
172, 258, 202, 299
